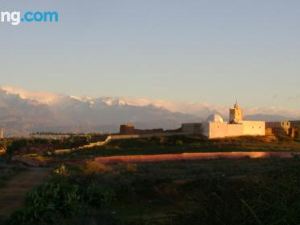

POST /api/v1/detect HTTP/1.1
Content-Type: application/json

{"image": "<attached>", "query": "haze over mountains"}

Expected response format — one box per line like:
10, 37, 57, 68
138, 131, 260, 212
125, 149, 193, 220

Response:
0, 86, 298, 136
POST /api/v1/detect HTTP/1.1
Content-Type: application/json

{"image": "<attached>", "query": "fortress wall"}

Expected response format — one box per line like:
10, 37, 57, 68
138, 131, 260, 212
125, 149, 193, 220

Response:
242, 121, 265, 136
208, 123, 227, 139
227, 124, 244, 137
111, 132, 186, 140
181, 123, 202, 134
208, 122, 243, 139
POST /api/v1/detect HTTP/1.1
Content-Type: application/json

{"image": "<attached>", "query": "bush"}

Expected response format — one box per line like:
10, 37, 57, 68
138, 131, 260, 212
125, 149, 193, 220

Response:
6, 171, 117, 225
84, 182, 116, 207
7, 177, 82, 225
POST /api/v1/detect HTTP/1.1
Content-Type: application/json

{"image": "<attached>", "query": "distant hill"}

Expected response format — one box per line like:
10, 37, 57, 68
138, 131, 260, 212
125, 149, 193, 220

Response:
245, 114, 292, 122
0, 86, 298, 136
0, 87, 201, 136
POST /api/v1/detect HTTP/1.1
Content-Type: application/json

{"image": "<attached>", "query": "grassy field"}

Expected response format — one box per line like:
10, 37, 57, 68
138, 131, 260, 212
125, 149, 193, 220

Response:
2, 136, 300, 225
2, 135, 300, 164
53, 135, 300, 161
4, 157, 300, 225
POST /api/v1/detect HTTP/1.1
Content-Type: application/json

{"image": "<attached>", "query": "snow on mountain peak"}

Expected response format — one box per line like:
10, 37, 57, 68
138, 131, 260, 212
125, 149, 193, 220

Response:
0, 85, 62, 105
0, 85, 299, 119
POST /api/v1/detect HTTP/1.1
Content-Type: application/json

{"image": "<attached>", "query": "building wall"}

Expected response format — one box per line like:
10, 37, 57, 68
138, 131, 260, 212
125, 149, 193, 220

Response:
242, 121, 265, 136
119, 124, 136, 134
266, 122, 281, 129
204, 121, 265, 139
266, 121, 291, 131
207, 122, 243, 139
181, 123, 202, 135
134, 128, 164, 135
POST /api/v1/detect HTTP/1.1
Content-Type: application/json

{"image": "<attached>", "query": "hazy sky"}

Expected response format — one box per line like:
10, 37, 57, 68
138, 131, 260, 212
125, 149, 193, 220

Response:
0, 0, 299, 109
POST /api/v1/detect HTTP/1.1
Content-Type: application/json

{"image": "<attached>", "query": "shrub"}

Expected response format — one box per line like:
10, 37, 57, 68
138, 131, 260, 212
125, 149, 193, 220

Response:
175, 140, 183, 146
84, 182, 116, 207
7, 178, 82, 225
125, 164, 138, 173
6, 167, 117, 225
83, 161, 112, 175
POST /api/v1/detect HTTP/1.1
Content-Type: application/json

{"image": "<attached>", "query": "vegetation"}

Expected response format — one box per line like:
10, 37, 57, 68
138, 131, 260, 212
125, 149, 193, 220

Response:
5, 164, 118, 225
0, 139, 8, 150
2, 135, 300, 225
4, 157, 300, 225
4, 136, 93, 158
53, 135, 300, 161
0, 165, 22, 187
3, 134, 300, 163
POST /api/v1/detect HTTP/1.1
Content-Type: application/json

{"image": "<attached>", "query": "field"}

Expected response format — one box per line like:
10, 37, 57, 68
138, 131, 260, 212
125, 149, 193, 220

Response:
1, 136, 300, 225
3, 157, 300, 225
52, 135, 300, 162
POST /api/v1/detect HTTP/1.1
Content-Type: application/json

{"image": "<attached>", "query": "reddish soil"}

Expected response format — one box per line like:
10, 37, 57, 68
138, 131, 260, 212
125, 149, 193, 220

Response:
94, 152, 300, 164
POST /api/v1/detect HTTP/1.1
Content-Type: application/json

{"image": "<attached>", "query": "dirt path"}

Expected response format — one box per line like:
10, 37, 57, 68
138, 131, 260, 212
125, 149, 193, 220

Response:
94, 152, 300, 164
0, 168, 50, 221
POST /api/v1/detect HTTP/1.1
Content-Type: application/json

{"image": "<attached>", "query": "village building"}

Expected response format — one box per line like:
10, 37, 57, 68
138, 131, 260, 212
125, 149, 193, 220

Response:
266, 120, 299, 139
181, 102, 266, 139
203, 102, 265, 139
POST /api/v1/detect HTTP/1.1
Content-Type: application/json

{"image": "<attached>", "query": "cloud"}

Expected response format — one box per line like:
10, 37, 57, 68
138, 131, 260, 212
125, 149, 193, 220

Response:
0, 85, 62, 105
1, 85, 299, 119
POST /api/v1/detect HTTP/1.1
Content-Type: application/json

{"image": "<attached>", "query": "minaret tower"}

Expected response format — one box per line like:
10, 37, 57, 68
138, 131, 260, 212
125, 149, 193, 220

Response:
229, 101, 243, 124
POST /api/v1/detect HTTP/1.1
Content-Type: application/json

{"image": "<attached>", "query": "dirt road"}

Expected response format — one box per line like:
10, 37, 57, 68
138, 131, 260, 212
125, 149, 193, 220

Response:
0, 168, 50, 221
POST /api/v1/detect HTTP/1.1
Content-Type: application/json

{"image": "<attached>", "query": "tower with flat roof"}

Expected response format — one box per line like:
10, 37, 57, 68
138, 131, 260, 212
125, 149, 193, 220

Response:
229, 101, 243, 124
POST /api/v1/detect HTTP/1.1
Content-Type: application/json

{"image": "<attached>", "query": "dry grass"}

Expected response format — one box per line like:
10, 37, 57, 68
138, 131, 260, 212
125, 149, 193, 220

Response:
124, 163, 138, 173
83, 161, 112, 175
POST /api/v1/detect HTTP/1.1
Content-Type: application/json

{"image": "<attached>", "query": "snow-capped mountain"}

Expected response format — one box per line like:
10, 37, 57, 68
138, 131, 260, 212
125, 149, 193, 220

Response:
0, 86, 298, 136
0, 86, 202, 136
1, 86, 62, 105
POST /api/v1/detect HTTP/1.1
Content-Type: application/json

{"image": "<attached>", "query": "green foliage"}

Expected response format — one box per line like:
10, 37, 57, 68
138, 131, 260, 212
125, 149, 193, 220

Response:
4, 135, 300, 225
6, 171, 116, 225
7, 177, 82, 225
53, 164, 69, 176
6, 159, 300, 225
4, 136, 92, 158
175, 140, 183, 146
83, 182, 116, 207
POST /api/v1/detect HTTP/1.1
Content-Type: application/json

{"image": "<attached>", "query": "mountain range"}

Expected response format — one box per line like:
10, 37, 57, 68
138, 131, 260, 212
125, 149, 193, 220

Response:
0, 86, 298, 136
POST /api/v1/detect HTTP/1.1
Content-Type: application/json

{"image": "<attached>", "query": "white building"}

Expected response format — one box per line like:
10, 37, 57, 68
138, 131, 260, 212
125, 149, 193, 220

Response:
203, 103, 265, 139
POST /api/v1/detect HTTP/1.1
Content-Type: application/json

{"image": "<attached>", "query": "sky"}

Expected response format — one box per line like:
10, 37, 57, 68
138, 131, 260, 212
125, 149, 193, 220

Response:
0, 0, 299, 110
